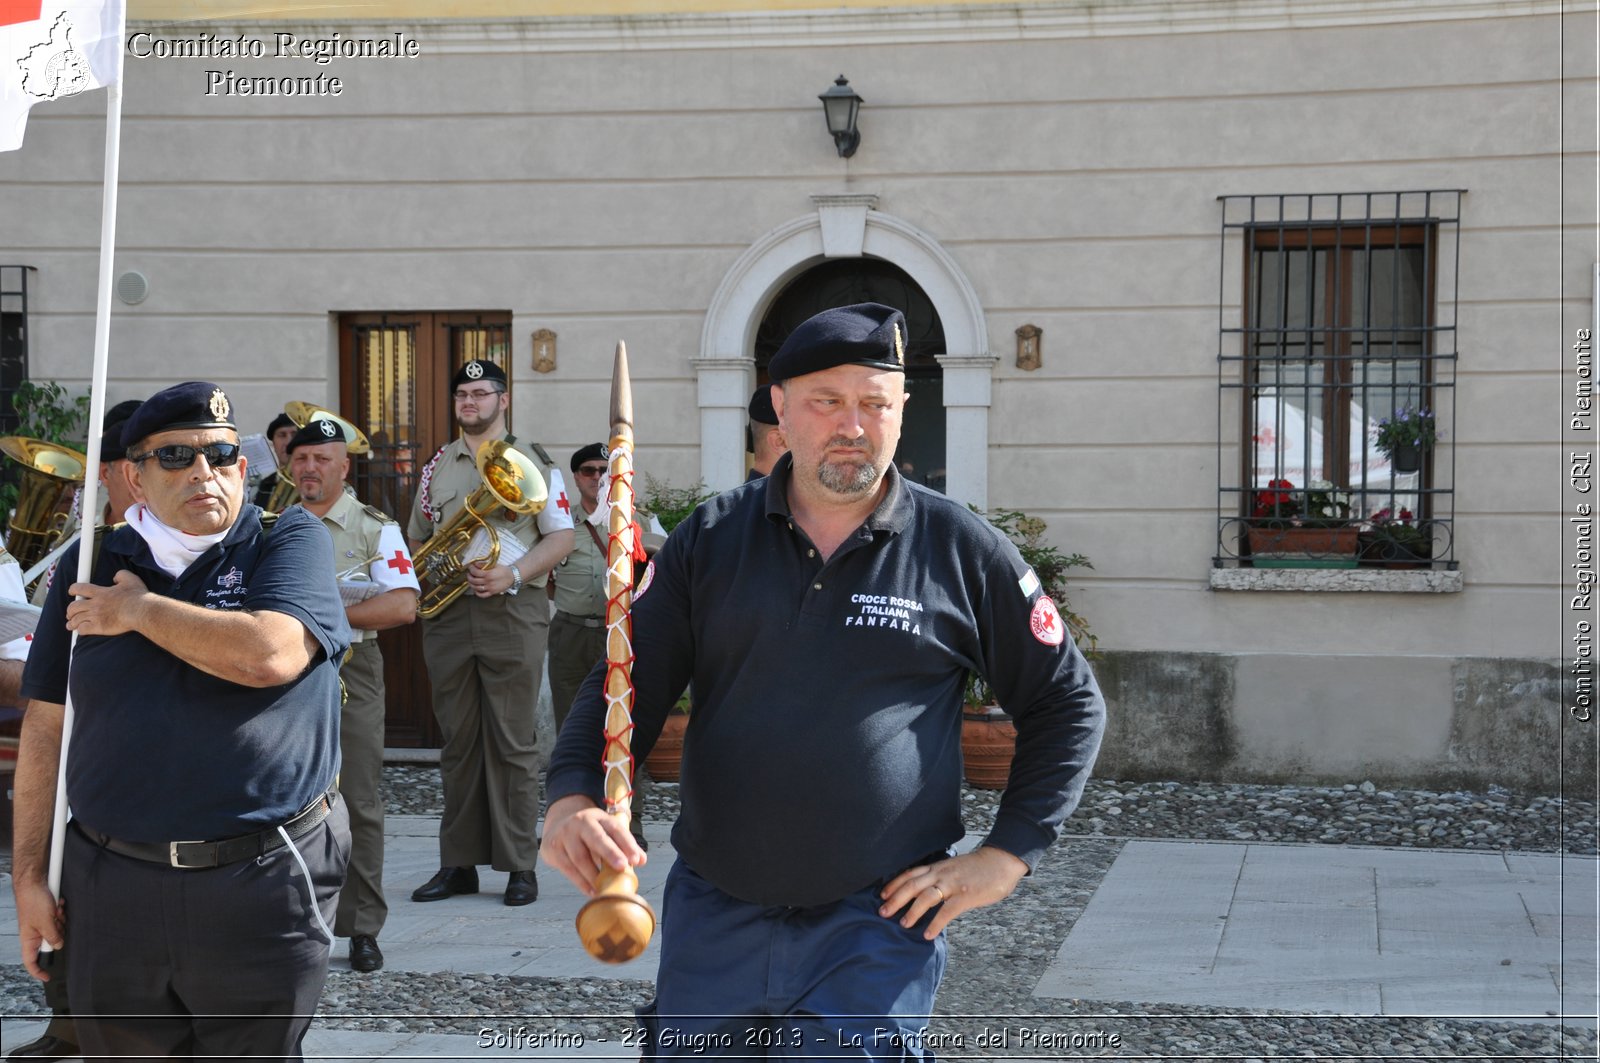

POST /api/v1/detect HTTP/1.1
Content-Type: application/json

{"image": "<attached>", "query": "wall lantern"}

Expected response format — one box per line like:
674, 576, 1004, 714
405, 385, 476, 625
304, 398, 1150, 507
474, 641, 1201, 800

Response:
818, 75, 862, 158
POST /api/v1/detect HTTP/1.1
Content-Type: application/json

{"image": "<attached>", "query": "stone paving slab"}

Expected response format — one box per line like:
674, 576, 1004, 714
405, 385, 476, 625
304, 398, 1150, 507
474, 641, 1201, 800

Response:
1034, 839, 1599, 1022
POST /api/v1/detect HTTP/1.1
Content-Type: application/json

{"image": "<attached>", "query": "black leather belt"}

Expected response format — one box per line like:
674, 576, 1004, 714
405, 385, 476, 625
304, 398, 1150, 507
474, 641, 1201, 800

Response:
77, 792, 334, 870
556, 611, 605, 629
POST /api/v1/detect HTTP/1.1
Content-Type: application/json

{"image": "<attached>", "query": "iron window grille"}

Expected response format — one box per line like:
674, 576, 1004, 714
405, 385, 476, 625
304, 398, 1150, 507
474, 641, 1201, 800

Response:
0, 265, 34, 435
1214, 191, 1462, 571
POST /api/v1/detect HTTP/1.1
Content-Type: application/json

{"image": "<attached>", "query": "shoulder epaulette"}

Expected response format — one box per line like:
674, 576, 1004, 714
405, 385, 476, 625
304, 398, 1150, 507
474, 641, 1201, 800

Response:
362, 503, 397, 527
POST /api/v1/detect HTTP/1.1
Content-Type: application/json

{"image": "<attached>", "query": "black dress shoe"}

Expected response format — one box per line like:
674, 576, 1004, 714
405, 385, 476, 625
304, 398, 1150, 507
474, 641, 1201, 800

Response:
7, 1034, 78, 1061
411, 865, 479, 902
348, 934, 384, 973
504, 869, 538, 906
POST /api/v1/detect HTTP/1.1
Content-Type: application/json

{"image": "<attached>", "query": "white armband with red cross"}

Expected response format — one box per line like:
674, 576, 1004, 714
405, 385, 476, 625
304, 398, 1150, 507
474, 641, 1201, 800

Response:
368, 523, 421, 592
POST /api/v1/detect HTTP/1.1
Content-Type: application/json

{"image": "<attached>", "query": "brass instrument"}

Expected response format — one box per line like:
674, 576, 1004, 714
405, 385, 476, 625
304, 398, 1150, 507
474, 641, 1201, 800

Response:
413, 439, 547, 619
0, 436, 87, 571
264, 401, 372, 513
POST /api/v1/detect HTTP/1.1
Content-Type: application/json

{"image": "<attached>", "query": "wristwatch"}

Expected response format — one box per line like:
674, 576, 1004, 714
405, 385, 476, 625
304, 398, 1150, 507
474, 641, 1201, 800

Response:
505, 564, 523, 596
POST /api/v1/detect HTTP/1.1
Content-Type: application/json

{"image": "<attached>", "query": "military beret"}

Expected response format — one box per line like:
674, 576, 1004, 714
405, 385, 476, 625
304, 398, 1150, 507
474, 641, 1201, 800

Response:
266, 412, 296, 437
766, 302, 907, 383
100, 398, 144, 462
570, 441, 609, 472
286, 417, 348, 454
120, 381, 235, 449
451, 359, 507, 391
748, 384, 778, 426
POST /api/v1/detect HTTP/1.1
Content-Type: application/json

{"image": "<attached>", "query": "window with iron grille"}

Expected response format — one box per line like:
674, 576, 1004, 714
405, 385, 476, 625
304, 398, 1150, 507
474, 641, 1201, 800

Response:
1215, 192, 1461, 574
0, 265, 33, 435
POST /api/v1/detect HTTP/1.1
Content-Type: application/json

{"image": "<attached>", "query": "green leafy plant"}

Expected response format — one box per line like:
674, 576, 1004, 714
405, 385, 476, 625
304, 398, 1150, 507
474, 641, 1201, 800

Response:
1362, 506, 1430, 562
10, 380, 91, 448
637, 473, 717, 534
964, 508, 1098, 707
1373, 406, 1437, 457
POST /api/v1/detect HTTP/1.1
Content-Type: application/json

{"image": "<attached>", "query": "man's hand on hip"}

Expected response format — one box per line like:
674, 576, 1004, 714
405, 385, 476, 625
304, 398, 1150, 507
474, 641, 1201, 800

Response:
878, 845, 1028, 941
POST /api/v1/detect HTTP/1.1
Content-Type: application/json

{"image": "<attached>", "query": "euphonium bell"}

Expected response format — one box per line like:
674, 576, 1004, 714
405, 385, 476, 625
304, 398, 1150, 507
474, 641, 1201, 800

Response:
413, 440, 547, 619
265, 402, 372, 513
0, 436, 87, 571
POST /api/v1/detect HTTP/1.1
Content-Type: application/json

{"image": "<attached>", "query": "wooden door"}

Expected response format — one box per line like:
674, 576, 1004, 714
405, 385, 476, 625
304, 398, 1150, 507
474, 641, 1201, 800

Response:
338, 311, 513, 748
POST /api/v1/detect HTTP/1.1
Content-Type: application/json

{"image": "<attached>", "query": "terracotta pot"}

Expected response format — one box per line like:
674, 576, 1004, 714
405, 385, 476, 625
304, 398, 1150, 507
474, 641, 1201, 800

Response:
961, 708, 1016, 790
641, 713, 688, 783
1247, 524, 1360, 568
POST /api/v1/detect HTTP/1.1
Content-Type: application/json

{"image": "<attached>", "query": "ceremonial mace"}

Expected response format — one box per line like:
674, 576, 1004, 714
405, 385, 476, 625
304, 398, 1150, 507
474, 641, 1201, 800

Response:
574, 341, 658, 964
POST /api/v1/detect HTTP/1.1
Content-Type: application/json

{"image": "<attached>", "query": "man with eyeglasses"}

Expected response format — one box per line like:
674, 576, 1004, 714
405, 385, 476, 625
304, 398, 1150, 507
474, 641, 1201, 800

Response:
407, 359, 574, 907
12, 381, 353, 1060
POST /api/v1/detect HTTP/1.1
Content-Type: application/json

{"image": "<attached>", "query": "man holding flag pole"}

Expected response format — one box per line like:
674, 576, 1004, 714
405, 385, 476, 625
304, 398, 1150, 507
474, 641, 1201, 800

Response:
10, 6, 354, 1059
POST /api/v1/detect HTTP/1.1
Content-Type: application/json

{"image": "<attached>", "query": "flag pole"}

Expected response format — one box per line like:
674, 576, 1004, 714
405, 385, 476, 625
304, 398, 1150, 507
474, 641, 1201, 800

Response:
45, 30, 124, 905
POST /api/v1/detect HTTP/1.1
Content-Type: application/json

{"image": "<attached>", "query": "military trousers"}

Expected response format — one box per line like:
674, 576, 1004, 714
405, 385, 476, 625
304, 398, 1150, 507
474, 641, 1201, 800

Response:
421, 590, 547, 871
335, 638, 388, 938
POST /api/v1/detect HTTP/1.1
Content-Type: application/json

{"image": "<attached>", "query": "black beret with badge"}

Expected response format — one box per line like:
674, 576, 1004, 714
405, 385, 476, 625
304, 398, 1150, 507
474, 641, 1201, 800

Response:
286, 417, 348, 454
451, 359, 507, 391
569, 441, 609, 472
100, 398, 144, 461
765, 302, 907, 383
119, 381, 235, 450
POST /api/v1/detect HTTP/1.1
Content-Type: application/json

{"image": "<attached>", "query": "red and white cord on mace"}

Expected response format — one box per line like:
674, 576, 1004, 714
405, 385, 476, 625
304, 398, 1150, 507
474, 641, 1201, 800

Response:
574, 340, 657, 964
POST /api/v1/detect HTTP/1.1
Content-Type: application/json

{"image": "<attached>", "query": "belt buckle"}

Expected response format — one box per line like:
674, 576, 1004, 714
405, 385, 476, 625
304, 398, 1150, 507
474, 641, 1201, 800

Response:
168, 840, 204, 868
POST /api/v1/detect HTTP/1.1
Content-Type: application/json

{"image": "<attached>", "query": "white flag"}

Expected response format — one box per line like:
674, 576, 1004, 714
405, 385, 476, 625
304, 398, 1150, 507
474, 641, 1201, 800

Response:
1, 0, 124, 152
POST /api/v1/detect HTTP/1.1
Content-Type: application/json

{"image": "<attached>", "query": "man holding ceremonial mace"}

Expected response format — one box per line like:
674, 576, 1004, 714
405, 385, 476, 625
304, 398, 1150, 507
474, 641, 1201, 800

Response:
545, 304, 1106, 1059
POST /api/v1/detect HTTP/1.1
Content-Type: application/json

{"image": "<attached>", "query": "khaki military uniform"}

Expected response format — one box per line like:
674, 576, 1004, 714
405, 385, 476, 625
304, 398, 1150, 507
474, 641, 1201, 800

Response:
312, 488, 419, 938
548, 506, 609, 735
408, 433, 572, 872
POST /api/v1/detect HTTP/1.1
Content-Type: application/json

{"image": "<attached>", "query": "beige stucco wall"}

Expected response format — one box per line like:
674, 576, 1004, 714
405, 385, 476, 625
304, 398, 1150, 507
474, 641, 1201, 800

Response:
0, 1, 1591, 778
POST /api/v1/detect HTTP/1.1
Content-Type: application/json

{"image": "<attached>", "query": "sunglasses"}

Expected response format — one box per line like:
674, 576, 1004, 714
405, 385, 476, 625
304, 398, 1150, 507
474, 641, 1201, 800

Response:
130, 442, 242, 471
576, 465, 608, 478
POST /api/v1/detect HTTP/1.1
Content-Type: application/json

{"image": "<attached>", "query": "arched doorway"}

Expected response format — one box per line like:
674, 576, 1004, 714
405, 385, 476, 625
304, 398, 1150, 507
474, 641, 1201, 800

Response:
698, 198, 996, 506
754, 258, 947, 491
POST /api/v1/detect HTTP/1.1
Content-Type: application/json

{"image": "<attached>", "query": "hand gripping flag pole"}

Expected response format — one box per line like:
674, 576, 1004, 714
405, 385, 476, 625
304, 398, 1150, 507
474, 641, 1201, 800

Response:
574, 341, 656, 964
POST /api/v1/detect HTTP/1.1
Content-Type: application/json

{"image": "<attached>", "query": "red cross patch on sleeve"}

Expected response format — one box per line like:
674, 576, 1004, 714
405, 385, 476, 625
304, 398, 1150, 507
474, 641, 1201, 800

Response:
1030, 596, 1065, 647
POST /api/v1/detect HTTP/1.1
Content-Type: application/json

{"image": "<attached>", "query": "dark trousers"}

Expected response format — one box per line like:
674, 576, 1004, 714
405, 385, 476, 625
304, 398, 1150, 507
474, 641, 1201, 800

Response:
640, 860, 947, 1060
63, 797, 351, 1062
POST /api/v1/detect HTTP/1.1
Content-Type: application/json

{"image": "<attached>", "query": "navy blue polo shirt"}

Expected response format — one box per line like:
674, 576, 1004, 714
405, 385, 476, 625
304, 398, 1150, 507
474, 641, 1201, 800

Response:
22, 504, 350, 843
547, 456, 1105, 909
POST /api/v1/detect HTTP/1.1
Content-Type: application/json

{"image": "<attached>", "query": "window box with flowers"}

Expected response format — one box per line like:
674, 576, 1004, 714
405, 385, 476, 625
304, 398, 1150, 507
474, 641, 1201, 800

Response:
1359, 507, 1432, 569
1373, 406, 1437, 475
1245, 478, 1359, 568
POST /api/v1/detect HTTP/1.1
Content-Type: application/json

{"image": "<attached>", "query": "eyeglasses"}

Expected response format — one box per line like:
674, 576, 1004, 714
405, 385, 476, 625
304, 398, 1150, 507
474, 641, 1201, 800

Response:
576, 465, 608, 478
130, 442, 241, 471
453, 388, 504, 403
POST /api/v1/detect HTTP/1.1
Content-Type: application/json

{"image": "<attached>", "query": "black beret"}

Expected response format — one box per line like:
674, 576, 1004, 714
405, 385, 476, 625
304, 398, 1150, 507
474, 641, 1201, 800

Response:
120, 381, 236, 450
748, 384, 778, 426
266, 412, 296, 437
100, 398, 144, 462
569, 442, 609, 472
451, 359, 507, 391
286, 417, 347, 454
766, 302, 907, 383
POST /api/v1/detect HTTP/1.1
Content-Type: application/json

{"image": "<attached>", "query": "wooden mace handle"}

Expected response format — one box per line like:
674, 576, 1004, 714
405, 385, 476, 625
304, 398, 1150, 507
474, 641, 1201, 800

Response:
575, 865, 656, 965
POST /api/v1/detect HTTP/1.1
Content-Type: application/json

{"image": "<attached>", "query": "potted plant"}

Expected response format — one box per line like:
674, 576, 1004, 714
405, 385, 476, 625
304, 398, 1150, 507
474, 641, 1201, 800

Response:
641, 692, 692, 783
960, 674, 1015, 790
1246, 478, 1359, 568
958, 509, 1097, 789
1373, 406, 1437, 474
1360, 507, 1431, 568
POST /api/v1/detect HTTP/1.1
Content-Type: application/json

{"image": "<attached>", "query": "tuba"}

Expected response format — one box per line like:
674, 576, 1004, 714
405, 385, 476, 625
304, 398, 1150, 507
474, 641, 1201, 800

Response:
413, 439, 547, 619
0, 436, 87, 571
264, 401, 372, 513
